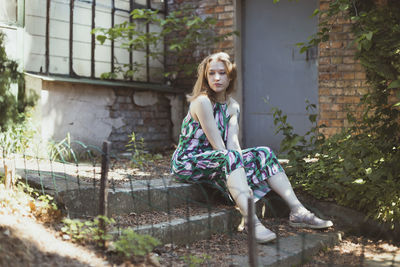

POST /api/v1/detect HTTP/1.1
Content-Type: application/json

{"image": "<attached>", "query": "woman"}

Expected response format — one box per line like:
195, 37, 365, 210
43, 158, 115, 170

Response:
171, 52, 332, 243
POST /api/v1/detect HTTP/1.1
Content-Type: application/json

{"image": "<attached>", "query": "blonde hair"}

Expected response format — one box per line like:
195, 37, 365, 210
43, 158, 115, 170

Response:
187, 52, 237, 103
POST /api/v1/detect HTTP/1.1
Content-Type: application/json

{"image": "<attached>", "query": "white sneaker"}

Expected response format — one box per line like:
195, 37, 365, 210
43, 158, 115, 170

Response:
254, 221, 277, 243
289, 209, 333, 229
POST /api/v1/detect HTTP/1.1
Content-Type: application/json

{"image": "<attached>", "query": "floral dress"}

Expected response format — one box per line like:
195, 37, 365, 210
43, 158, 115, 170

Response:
171, 101, 284, 201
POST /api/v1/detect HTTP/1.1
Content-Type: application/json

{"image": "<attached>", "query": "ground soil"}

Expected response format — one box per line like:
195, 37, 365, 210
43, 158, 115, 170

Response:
1, 151, 399, 266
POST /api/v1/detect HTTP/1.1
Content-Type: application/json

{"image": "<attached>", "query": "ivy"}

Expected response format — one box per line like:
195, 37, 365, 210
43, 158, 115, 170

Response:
272, 0, 400, 231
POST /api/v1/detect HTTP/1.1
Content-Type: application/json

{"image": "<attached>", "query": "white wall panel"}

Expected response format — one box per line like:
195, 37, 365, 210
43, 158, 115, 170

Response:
95, 61, 111, 78
95, 44, 111, 62
49, 55, 69, 74
74, 5, 91, 25
95, 10, 111, 28
26, 15, 46, 36
26, 0, 45, 17
73, 41, 91, 60
73, 58, 91, 76
27, 35, 46, 55
49, 19, 69, 39
73, 23, 91, 43
49, 38, 68, 57
50, 1, 69, 22
25, 53, 45, 72
114, 47, 130, 65
115, 0, 130, 10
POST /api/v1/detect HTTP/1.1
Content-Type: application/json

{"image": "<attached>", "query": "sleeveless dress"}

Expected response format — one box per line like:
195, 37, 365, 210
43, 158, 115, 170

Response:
171, 101, 284, 201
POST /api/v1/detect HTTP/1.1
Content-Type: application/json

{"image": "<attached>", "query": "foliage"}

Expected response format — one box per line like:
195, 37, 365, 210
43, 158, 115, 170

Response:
126, 132, 162, 169
272, 103, 400, 229
114, 229, 160, 260
0, 112, 37, 157
0, 179, 61, 222
61, 215, 115, 246
181, 253, 211, 267
0, 32, 36, 132
271, 0, 400, 230
47, 133, 102, 163
93, 7, 237, 84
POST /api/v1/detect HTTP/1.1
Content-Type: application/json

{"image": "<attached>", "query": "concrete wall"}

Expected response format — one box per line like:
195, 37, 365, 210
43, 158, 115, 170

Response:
25, 73, 184, 152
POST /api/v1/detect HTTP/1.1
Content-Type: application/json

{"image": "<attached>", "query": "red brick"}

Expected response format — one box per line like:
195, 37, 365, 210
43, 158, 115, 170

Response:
224, 19, 233, 26
343, 57, 355, 64
215, 6, 225, 13
319, 57, 330, 65
321, 103, 341, 111
319, 88, 331, 96
320, 111, 337, 119
337, 96, 361, 103
218, 12, 233, 19
331, 57, 343, 64
330, 88, 344, 95
343, 73, 355, 80
319, 73, 330, 81
355, 72, 366, 79
330, 73, 342, 79
330, 41, 343, 48
320, 80, 335, 87
338, 64, 355, 72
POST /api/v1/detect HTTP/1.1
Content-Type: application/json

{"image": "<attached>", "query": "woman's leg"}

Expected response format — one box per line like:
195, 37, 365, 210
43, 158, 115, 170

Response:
241, 146, 333, 229
268, 172, 333, 229
227, 167, 276, 243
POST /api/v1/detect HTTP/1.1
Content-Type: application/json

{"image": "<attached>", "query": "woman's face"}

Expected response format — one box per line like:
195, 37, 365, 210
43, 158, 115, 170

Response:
206, 60, 230, 95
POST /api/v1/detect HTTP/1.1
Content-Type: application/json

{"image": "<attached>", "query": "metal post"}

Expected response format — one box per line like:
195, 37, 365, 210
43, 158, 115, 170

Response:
91, 0, 96, 78
248, 196, 258, 267
111, 0, 115, 75
45, 0, 50, 74
69, 0, 75, 76
99, 141, 110, 248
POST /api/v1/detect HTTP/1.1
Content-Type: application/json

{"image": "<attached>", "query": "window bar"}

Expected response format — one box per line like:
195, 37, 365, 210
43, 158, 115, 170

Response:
129, 0, 134, 81
111, 0, 115, 75
45, 0, 50, 74
91, 0, 96, 78
146, 0, 150, 82
163, 0, 168, 84
69, 0, 75, 76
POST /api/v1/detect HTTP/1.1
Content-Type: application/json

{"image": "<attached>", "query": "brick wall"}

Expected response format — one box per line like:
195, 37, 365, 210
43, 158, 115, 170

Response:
167, 0, 235, 91
109, 89, 172, 152
169, 0, 369, 138
317, 0, 369, 137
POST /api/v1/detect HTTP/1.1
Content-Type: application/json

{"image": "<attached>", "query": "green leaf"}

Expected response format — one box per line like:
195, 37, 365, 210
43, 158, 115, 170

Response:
96, 35, 107, 44
388, 80, 400, 89
365, 31, 373, 41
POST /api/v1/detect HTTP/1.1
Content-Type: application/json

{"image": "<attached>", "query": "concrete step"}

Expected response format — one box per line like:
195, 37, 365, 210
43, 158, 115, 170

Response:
21, 167, 227, 218
111, 208, 242, 246
230, 232, 341, 267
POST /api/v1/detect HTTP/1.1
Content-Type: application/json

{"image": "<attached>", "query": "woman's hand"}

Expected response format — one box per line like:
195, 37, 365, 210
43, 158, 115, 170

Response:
190, 95, 227, 151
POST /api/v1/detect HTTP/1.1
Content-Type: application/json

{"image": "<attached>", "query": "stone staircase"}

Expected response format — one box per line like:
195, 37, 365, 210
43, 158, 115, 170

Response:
22, 167, 341, 266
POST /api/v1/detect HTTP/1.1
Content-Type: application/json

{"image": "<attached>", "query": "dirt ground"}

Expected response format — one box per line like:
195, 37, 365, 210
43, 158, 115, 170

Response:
1, 151, 399, 266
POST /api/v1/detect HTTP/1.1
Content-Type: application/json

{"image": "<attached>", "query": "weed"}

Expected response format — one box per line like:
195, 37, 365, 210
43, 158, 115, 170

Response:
181, 253, 212, 267
114, 229, 160, 260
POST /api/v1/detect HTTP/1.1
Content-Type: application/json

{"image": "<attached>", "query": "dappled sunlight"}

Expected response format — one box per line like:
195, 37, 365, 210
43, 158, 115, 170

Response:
0, 214, 109, 266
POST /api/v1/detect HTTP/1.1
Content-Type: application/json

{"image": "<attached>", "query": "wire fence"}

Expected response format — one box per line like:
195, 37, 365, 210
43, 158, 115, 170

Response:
1, 140, 399, 266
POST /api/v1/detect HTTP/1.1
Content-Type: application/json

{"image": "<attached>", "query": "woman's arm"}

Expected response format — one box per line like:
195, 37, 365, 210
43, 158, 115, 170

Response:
226, 99, 242, 154
190, 95, 227, 151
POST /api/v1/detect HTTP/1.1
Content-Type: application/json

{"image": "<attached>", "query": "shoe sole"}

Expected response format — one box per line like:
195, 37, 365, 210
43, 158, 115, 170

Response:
289, 221, 333, 229
256, 233, 277, 244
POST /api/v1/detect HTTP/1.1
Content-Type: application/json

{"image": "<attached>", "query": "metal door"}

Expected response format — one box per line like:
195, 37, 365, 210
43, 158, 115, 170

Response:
242, 0, 318, 151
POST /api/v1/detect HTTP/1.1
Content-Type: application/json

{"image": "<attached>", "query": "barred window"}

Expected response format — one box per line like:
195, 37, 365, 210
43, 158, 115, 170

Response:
0, 0, 17, 24
24, 0, 166, 83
